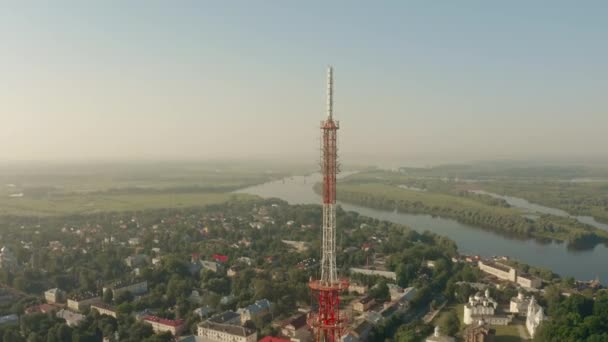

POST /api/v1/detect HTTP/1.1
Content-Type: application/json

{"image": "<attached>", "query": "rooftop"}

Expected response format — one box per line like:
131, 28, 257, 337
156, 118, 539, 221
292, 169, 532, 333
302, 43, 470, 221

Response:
68, 292, 100, 301
91, 302, 116, 311
25, 303, 56, 315
481, 260, 513, 273
209, 310, 240, 323
259, 337, 290, 342
239, 299, 271, 315
143, 315, 185, 327
56, 309, 85, 324
283, 313, 307, 330
198, 321, 255, 337
106, 279, 147, 289
0, 314, 18, 324
358, 296, 374, 305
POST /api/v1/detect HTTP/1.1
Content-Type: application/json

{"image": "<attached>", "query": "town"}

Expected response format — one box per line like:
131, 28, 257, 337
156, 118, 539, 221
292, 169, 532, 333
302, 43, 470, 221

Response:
0, 195, 604, 342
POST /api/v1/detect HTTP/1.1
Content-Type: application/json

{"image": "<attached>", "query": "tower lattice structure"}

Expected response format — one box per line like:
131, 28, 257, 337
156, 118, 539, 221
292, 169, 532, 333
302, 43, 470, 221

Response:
308, 66, 349, 342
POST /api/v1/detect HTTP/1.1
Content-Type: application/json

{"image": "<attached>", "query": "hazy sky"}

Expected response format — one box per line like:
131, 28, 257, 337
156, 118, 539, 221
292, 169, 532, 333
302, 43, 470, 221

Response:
1, 2, 607, 164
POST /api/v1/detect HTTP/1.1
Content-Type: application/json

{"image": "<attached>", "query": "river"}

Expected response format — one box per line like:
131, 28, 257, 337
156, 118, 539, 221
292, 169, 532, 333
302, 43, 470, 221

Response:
238, 173, 608, 284
471, 190, 608, 231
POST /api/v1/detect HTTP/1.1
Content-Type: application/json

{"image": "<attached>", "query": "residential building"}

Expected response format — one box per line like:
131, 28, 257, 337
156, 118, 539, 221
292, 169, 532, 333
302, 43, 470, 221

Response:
349, 268, 396, 280
479, 260, 542, 289
388, 284, 404, 301
281, 240, 309, 252
209, 311, 241, 325
125, 254, 148, 268
383, 287, 418, 313
238, 257, 253, 266
365, 311, 383, 325
463, 289, 511, 326
0, 314, 18, 326
237, 299, 272, 324
67, 293, 101, 312
509, 292, 530, 315
25, 304, 56, 315
91, 303, 118, 318
425, 260, 437, 269
348, 283, 368, 295
258, 337, 290, 342
135, 309, 158, 321
280, 313, 311, 342
340, 320, 372, 342
0, 247, 17, 269
189, 290, 204, 305
197, 321, 257, 342
194, 305, 216, 319
526, 297, 544, 339
212, 254, 229, 263
201, 260, 223, 273
49, 241, 64, 251
516, 274, 542, 289
103, 280, 148, 297
478, 261, 516, 282
57, 309, 86, 327
227, 265, 242, 278
353, 296, 375, 313
426, 326, 455, 342
143, 315, 186, 336
45, 288, 65, 304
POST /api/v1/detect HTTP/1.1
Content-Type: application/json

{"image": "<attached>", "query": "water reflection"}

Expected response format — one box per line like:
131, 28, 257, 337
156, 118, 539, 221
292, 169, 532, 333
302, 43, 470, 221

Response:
471, 190, 608, 231
238, 173, 608, 284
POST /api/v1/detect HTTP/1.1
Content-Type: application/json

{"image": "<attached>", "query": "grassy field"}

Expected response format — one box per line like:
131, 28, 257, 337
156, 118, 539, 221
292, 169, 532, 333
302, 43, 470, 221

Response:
0, 192, 256, 216
0, 161, 307, 216
0, 161, 312, 194
339, 182, 517, 215
493, 324, 525, 342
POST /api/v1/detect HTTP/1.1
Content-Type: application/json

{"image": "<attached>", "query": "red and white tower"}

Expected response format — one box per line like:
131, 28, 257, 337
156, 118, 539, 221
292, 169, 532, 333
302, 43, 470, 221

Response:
308, 66, 349, 342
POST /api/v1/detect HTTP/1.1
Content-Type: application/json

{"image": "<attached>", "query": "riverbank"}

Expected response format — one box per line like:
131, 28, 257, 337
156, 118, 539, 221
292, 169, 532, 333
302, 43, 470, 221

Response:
331, 170, 608, 248
334, 182, 608, 248
237, 173, 608, 284
478, 180, 608, 225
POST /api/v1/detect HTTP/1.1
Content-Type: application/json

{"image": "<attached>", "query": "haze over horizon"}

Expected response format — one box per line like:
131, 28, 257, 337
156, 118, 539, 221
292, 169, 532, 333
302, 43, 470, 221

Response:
2, 2, 607, 165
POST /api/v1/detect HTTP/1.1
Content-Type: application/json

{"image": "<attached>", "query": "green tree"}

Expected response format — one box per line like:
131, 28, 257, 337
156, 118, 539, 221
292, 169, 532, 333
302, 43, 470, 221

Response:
370, 280, 390, 303
438, 311, 459, 336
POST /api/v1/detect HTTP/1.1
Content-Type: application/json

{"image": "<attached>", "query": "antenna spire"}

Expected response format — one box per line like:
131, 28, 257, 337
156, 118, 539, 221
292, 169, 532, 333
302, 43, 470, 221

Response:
327, 66, 333, 119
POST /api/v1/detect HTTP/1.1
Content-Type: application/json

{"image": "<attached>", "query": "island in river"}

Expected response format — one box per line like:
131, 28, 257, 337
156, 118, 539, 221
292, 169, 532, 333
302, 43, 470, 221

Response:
239, 170, 608, 284
332, 170, 608, 249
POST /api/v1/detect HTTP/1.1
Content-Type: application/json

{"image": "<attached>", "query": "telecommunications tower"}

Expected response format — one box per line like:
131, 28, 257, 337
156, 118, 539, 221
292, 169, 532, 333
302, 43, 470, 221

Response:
308, 66, 349, 342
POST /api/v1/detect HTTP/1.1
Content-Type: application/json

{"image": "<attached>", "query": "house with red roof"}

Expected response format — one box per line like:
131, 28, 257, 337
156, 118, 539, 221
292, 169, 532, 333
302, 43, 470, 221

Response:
143, 315, 185, 336
25, 304, 56, 315
258, 337, 290, 342
213, 254, 229, 263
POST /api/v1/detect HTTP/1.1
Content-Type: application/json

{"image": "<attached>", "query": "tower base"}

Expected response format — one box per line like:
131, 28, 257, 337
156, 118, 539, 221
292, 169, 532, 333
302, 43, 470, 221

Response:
308, 279, 349, 342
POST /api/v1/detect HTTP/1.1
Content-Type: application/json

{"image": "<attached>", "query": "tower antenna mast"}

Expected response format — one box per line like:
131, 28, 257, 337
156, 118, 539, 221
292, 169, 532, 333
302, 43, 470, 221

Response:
308, 66, 348, 342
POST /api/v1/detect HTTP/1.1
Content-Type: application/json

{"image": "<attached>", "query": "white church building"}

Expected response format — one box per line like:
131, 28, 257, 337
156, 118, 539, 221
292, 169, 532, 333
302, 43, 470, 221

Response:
526, 296, 545, 338
464, 289, 512, 326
